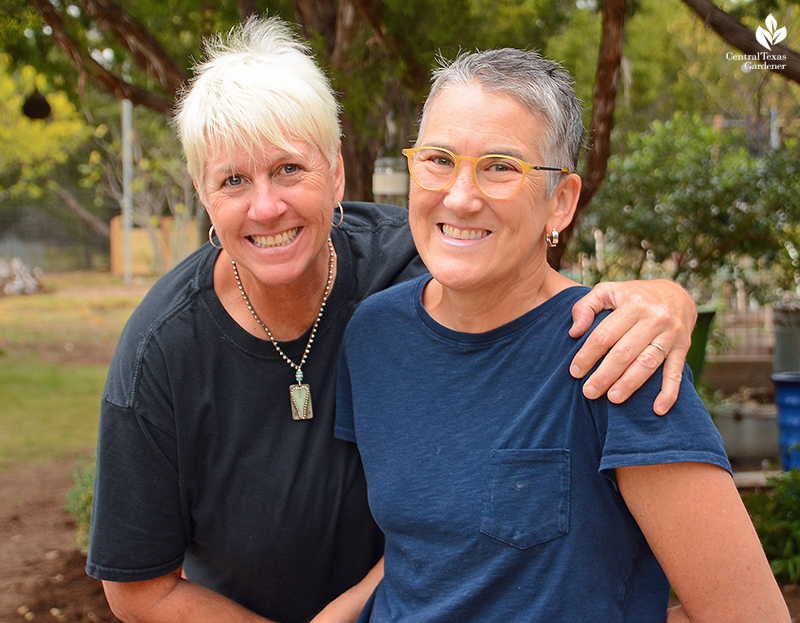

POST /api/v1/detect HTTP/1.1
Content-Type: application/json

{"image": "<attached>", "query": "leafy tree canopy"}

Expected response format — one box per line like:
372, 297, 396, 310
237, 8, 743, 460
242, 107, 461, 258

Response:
578, 112, 800, 301
0, 53, 92, 200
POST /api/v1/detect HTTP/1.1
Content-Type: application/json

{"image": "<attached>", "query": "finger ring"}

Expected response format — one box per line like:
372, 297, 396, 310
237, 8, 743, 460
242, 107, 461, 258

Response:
649, 342, 667, 358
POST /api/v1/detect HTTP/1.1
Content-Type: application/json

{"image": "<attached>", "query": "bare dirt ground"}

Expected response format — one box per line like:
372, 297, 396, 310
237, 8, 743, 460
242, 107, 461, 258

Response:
0, 459, 120, 623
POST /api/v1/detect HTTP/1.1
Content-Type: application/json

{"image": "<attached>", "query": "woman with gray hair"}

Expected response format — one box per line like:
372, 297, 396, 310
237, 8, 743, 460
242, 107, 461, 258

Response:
337, 48, 788, 622
88, 17, 698, 623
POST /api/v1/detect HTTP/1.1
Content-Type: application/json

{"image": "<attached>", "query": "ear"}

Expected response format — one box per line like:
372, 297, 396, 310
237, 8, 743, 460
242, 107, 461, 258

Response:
546, 172, 581, 234
333, 142, 346, 203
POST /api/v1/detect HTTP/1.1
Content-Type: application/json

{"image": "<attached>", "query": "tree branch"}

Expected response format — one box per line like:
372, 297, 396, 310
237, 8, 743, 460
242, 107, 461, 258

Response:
78, 0, 188, 96
681, 0, 800, 85
28, 0, 175, 114
51, 183, 111, 241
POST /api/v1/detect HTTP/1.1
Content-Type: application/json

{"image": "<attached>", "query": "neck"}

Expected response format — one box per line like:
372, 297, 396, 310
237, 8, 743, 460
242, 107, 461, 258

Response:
423, 264, 575, 333
215, 241, 336, 341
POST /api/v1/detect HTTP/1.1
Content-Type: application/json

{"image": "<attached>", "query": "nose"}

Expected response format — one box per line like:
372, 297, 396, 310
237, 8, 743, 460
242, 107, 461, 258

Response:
442, 159, 483, 214
248, 177, 288, 222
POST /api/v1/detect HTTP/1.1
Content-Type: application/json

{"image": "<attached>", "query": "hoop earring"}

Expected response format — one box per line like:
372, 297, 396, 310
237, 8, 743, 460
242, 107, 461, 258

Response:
208, 225, 223, 249
545, 229, 559, 248
332, 202, 344, 228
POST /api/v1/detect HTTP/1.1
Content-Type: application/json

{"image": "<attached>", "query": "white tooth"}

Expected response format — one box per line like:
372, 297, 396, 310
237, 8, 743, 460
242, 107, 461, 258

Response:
443, 224, 488, 240
252, 227, 299, 248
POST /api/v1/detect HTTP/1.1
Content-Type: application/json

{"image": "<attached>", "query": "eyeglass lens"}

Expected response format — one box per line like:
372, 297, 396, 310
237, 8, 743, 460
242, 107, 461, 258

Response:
407, 148, 526, 199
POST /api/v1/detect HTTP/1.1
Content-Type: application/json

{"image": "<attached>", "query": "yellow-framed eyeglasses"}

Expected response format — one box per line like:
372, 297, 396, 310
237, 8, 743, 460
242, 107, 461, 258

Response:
402, 146, 570, 200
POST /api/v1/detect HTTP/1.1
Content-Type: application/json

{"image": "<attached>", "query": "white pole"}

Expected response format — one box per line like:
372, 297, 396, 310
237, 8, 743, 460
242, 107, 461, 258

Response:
122, 98, 133, 287
770, 107, 780, 150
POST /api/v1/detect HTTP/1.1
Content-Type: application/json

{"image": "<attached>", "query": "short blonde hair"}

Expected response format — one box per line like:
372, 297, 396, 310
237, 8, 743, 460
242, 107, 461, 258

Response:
174, 16, 341, 190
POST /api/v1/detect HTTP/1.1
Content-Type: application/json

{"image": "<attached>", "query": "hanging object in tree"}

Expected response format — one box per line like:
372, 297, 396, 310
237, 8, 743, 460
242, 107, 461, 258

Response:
22, 89, 51, 119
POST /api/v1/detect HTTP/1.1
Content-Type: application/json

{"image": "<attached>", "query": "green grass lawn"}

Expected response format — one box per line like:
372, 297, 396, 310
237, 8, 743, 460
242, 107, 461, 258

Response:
0, 358, 108, 462
0, 271, 152, 464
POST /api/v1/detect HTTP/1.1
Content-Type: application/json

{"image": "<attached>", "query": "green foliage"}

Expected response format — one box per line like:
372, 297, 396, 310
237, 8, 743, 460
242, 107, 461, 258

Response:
745, 469, 800, 583
468, 0, 571, 53
667, 1, 800, 142
576, 112, 800, 300
545, 4, 600, 117
8, 0, 800, 222
0, 51, 109, 259
64, 454, 96, 555
0, 54, 93, 199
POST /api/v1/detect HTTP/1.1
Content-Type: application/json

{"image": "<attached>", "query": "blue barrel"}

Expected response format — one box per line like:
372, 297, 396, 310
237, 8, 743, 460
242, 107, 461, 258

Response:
772, 372, 800, 470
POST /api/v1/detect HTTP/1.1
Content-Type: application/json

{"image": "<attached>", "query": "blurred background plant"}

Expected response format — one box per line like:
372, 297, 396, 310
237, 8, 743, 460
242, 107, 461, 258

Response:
64, 454, 96, 555
745, 469, 800, 584
570, 113, 800, 304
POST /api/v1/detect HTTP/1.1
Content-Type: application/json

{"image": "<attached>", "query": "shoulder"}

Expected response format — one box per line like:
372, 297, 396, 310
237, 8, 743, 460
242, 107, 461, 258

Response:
527, 285, 598, 343
360, 275, 420, 310
339, 201, 409, 231
345, 276, 424, 340
104, 245, 215, 405
336, 202, 414, 258
123, 245, 211, 338
353, 276, 421, 320
332, 202, 425, 298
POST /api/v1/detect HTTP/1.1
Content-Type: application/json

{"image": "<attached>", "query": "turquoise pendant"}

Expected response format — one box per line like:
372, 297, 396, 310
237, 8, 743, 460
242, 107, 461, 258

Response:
289, 370, 313, 420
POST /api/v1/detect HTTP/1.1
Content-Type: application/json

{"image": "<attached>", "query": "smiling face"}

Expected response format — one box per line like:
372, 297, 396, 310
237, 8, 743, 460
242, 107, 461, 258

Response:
409, 83, 578, 306
199, 137, 344, 289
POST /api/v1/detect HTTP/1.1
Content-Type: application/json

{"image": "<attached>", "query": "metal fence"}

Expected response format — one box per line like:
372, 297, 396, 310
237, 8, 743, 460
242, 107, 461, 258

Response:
711, 306, 774, 360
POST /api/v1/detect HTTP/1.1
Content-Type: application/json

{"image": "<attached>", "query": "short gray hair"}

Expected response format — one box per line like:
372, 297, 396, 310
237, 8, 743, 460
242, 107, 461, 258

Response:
418, 48, 584, 195
174, 16, 341, 190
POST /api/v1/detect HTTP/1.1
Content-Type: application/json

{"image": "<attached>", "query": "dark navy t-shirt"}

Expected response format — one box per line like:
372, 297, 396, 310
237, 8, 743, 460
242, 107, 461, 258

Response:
336, 275, 731, 623
87, 202, 426, 623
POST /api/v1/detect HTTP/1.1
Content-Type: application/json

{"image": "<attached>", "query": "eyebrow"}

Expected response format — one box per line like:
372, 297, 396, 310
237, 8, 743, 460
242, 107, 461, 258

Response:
424, 143, 529, 162
205, 147, 299, 174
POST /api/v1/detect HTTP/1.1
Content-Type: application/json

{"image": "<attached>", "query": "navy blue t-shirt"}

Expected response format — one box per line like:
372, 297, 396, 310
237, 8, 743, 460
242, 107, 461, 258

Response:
336, 275, 731, 622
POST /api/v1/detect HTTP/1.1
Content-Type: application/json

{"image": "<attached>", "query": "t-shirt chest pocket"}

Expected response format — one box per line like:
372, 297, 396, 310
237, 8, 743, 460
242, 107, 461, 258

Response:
480, 448, 570, 549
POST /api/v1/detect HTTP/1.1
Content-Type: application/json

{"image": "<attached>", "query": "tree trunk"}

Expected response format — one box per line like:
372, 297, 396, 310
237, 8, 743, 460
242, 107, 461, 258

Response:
293, 0, 381, 201
237, 0, 259, 19
549, 0, 627, 269
681, 0, 800, 85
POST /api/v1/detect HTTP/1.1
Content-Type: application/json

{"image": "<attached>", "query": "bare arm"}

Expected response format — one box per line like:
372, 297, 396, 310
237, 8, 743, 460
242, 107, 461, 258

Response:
616, 462, 789, 623
310, 557, 384, 623
569, 279, 696, 415
102, 569, 271, 623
